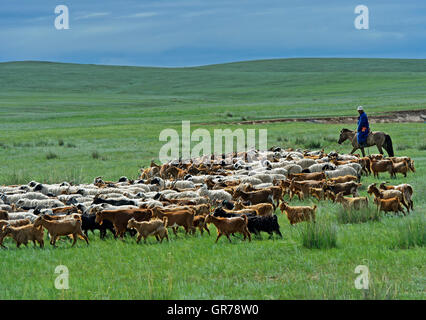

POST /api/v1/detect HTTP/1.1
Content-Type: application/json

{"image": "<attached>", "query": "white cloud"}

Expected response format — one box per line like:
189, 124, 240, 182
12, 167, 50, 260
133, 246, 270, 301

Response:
123, 12, 158, 19
75, 12, 111, 20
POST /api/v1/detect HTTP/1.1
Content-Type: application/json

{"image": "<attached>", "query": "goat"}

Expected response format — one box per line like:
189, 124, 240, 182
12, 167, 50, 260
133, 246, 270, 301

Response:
127, 217, 169, 243
367, 183, 410, 213
192, 215, 210, 235
379, 182, 414, 211
279, 201, 316, 225
247, 215, 282, 238
373, 197, 405, 215
0, 219, 32, 248
34, 215, 89, 247
151, 207, 195, 236
1, 224, 44, 248
370, 159, 395, 179
335, 192, 368, 210
205, 214, 251, 243
324, 181, 361, 197
95, 208, 152, 239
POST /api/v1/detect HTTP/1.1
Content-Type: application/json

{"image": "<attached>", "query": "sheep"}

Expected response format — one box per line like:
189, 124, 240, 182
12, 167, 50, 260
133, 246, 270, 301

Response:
127, 217, 169, 243
15, 198, 64, 210
283, 164, 303, 175
279, 202, 316, 225
296, 158, 317, 170
325, 166, 358, 179
34, 215, 89, 247
7, 212, 38, 223
308, 163, 336, 173
198, 184, 232, 203
0, 192, 49, 204
1, 223, 44, 248
335, 192, 368, 210
205, 214, 251, 243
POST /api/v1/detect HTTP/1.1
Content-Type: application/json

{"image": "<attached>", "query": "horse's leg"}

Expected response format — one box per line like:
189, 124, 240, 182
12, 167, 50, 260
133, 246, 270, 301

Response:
377, 144, 384, 155
350, 146, 358, 155
361, 147, 365, 157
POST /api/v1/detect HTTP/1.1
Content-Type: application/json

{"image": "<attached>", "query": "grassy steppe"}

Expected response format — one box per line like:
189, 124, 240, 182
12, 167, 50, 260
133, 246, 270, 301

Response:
0, 59, 424, 299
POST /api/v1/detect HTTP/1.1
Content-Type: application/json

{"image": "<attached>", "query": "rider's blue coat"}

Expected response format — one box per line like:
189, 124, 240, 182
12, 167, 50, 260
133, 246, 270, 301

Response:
357, 112, 370, 144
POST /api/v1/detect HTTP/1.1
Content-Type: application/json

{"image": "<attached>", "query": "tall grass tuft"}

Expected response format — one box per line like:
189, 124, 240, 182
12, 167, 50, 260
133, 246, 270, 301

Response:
305, 140, 321, 149
395, 215, 426, 249
300, 221, 338, 249
336, 207, 381, 224
46, 152, 58, 160
417, 143, 426, 151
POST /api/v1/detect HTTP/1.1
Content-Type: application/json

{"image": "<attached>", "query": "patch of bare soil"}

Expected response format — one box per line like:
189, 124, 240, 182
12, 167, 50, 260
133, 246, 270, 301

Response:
234, 109, 426, 125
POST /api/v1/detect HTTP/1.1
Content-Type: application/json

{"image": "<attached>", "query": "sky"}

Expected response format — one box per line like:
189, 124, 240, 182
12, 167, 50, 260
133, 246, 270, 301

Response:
0, 0, 425, 67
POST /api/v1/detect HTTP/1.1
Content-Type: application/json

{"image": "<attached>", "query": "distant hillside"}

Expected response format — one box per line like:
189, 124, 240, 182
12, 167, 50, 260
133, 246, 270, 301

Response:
0, 58, 425, 127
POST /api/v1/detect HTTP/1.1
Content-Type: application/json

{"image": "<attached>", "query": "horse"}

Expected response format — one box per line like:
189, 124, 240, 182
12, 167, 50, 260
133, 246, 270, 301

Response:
338, 128, 394, 157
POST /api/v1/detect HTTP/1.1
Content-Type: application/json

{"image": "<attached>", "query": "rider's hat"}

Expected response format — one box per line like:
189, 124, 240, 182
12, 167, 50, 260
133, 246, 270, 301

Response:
357, 106, 364, 111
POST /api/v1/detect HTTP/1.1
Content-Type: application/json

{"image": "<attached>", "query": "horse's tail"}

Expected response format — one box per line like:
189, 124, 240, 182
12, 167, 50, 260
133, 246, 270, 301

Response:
384, 134, 394, 157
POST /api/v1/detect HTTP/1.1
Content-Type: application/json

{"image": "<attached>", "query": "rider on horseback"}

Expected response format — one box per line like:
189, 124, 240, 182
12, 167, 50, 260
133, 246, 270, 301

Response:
356, 106, 370, 148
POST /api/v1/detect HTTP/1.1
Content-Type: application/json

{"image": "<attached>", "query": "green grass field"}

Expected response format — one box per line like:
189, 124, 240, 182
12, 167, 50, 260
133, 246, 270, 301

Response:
0, 58, 424, 299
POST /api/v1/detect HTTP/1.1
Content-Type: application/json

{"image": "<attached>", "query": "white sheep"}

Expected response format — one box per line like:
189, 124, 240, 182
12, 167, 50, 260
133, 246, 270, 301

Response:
296, 158, 317, 169
198, 184, 232, 203
7, 212, 38, 223
283, 164, 303, 175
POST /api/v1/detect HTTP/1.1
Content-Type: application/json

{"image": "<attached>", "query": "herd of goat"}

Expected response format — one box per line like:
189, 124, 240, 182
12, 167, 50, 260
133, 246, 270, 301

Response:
0, 147, 416, 248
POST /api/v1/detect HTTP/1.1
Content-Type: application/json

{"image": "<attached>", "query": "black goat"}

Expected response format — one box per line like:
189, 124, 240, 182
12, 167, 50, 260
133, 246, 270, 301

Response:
247, 215, 282, 238
81, 213, 116, 239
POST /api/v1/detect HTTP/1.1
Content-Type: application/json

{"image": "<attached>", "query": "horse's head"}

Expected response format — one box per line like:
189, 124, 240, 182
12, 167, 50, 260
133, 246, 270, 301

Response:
338, 129, 351, 144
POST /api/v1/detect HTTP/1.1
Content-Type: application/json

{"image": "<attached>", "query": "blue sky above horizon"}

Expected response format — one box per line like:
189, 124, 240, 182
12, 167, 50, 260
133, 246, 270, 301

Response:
1, 0, 425, 67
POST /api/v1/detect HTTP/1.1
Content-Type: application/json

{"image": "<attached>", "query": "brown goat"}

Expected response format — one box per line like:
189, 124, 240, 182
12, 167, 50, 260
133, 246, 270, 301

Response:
289, 172, 326, 181
279, 201, 316, 225
95, 208, 152, 239
392, 160, 410, 178
34, 215, 88, 247
1, 224, 44, 248
373, 197, 405, 215
233, 188, 275, 208
0, 219, 32, 248
127, 217, 169, 243
367, 183, 410, 213
328, 175, 358, 184
151, 207, 195, 236
335, 192, 368, 210
205, 214, 251, 243
0, 210, 9, 220
370, 159, 395, 178
234, 202, 274, 216
192, 215, 210, 235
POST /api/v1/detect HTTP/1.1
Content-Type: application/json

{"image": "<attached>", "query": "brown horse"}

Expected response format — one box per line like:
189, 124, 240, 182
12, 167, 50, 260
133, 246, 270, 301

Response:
338, 129, 394, 157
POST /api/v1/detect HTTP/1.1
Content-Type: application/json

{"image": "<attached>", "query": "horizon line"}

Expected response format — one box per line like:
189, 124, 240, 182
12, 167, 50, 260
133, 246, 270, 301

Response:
1, 56, 426, 69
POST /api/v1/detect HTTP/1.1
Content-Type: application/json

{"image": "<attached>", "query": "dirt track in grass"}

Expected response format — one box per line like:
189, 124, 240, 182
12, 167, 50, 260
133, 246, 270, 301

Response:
230, 109, 426, 125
